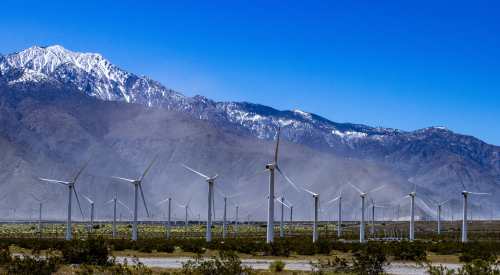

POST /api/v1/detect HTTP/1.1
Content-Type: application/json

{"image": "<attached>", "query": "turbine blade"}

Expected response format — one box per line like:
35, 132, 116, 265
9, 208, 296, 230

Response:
112, 176, 136, 183
140, 155, 159, 181
275, 198, 291, 208
274, 126, 281, 164
348, 182, 364, 195
105, 199, 114, 204
275, 166, 300, 192
326, 196, 340, 204
73, 188, 85, 219
38, 178, 70, 186
439, 199, 451, 206
157, 197, 171, 205
367, 184, 386, 194
139, 184, 150, 217
82, 194, 94, 204
227, 192, 244, 199
30, 193, 42, 202
181, 164, 210, 179
117, 200, 133, 215
73, 159, 90, 184
302, 187, 318, 197
469, 192, 490, 196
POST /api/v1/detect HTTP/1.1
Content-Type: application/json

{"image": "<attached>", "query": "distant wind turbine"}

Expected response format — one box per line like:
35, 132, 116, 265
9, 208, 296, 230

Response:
348, 182, 385, 243
82, 194, 95, 233
113, 156, 158, 241
326, 189, 343, 238
302, 187, 320, 242
158, 196, 172, 239
459, 181, 490, 242
38, 161, 88, 240
182, 164, 218, 242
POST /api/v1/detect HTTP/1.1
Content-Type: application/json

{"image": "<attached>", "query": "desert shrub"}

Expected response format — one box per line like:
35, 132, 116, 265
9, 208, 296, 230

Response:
459, 242, 498, 263
311, 256, 352, 274
76, 258, 153, 275
181, 250, 254, 275
61, 237, 111, 266
314, 239, 332, 254
179, 239, 206, 254
0, 245, 11, 265
427, 260, 500, 275
7, 255, 61, 275
266, 239, 291, 257
389, 241, 427, 262
429, 241, 462, 255
269, 260, 286, 272
351, 243, 388, 275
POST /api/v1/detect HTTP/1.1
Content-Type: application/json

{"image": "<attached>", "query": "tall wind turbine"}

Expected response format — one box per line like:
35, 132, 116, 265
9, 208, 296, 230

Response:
348, 182, 385, 243
215, 189, 241, 239
264, 127, 301, 243
326, 190, 343, 238
436, 199, 450, 235
276, 196, 291, 238
460, 182, 490, 242
158, 196, 172, 239
113, 157, 157, 241
302, 187, 320, 242
408, 187, 416, 241
38, 161, 88, 240
182, 164, 218, 242
82, 194, 95, 233
174, 197, 192, 236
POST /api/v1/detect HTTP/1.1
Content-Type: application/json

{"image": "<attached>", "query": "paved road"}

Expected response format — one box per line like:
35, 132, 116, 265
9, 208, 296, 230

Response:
116, 256, 463, 274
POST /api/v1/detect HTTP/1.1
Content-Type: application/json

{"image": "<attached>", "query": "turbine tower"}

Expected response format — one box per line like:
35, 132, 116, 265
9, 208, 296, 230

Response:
348, 182, 385, 243
326, 190, 342, 238
82, 194, 95, 233
174, 197, 192, 237
408, 188, 416, 241
30, 193, 46, 237
158, 197, 172, 239
182, 164, 218, 242
38, 161, 88, 240
276, 196, 291, 238
106, 194, 133, 238
113, 156, 157, 241
436, 199, 450, 235
302, 187, 320, 242
368, 199, 387, 237
460, 187, 489, 242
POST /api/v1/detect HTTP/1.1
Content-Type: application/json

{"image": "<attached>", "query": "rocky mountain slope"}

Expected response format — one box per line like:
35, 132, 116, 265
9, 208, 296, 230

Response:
0, 45, 498, 220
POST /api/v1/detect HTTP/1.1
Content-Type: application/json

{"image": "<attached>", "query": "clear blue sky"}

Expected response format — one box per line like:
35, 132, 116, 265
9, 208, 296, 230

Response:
1, 0, 499, 145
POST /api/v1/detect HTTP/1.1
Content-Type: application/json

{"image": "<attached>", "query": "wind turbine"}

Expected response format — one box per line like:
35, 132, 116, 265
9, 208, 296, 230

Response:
105, 194, 132, 238
215, 189, 241, 239
276, 196, 291, 238
82, 194, 95, 233
302, 187, 320, 242
38, 161, 88, 240
264, 127, 302, 243
348, 182, 385, 243
181, 164, 218, 242
30, 193, 47, 236
158, 196, 172, 239
460, 181, 490, 242
326, 190, 343, 238
173, 197, 192, 236
435, 199, 450, 235
368, 199, 387, 237
408, 187, 416, 241
234, 205, 239, 237
113, 156, 157, 241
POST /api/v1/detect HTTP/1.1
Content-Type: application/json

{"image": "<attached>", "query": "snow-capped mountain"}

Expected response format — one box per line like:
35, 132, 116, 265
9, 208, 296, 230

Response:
0, 45, 499, 219
0, 45, 404, 150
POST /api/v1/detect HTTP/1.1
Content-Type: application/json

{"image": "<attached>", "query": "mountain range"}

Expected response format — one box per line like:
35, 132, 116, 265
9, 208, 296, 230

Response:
0, 45, 498, 221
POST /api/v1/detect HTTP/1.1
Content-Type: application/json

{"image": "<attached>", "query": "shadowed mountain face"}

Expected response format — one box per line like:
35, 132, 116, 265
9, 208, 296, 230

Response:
0, 46, 498, 221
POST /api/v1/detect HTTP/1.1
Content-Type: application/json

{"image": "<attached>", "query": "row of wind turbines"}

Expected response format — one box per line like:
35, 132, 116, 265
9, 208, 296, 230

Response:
35, 128, 490, 243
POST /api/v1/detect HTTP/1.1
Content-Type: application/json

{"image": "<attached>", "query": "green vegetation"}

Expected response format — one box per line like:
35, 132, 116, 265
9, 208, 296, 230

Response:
269, 260, 286, 272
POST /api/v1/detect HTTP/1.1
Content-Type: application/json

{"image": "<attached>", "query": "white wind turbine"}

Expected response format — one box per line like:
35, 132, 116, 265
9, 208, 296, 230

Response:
326, 189, 343, 238
105, 193, 132, 238
181, 164, 218, 242
348, 182, 385, 243
276, 196, 291, 238
435, 199, 450, 235
113, 157, 158, 241
302, 187, 320, 242
368, 198, 387, 237
38, 161, 88, 240
460, 181, 490, 242
30, 193, 48, 236
264, 127, 302, 243
82, 194, 95, 233
158, 196, 172, 239
215, 189, 241, 239
173, 197, 192, 236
